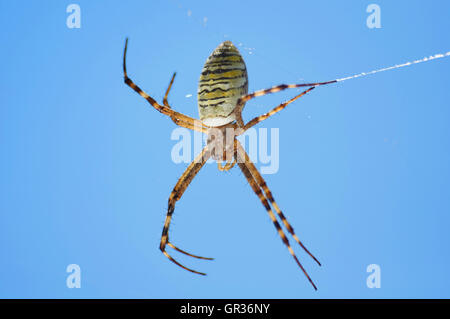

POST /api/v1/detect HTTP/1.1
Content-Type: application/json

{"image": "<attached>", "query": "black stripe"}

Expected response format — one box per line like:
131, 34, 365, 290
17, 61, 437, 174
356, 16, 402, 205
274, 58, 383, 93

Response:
262, 200, 271, 211
199, 80, 248, 88
205, 61, 242, 67
201, 67, 246, 76
199, 75, 245, 83
198, 95, 229, 102
198, 82, 247, 95
267, 84, 288, 92
198, 100, 225, 108
272, 221, 290, 245
210, 52, 241, 59
272, 220, 282, 231
198, 87, 232, 95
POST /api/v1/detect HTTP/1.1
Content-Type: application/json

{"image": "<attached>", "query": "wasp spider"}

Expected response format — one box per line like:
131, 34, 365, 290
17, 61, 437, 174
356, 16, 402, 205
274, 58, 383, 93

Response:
123, 39, 335, 290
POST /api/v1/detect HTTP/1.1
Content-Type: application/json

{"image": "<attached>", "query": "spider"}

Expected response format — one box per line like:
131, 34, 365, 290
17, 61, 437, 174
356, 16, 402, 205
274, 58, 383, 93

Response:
123, 39, 336, 290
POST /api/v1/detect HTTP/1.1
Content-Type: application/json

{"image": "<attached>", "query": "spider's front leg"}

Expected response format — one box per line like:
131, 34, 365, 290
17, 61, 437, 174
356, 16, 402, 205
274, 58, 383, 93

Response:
234, 80, 336, 131
161, 72, 208, 132
162, 72, 176, 108
123, 38, 207, 133
160, 146, 214, 275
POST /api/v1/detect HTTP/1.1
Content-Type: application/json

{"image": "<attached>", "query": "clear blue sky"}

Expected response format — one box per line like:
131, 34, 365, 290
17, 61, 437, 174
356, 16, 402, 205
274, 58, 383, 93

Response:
1, 0, 450, 298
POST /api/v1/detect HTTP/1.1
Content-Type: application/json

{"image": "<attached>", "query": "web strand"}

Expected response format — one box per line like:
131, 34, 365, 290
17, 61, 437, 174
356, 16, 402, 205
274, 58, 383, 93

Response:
335, 51, 450, 83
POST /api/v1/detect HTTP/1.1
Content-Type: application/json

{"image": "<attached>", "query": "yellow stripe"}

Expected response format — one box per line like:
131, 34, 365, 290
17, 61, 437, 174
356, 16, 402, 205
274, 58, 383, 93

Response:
199, 87, 242, 100
206, 55, 243, 63
200, 69, 245, 81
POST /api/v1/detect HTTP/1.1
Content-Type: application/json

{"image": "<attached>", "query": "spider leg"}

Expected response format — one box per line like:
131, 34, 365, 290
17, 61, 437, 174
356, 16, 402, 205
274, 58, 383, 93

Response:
236, 141, 320, 266
234, 140, 318, 290
167, 242, 214, 260
163, 72, 176, 107
160, 145, 214, 276
234, 80, 336, 128
217, 157, 236, 171
241, 87, 316, 132
123, 38, 207, 133
170, 117, 208, 133
161, 72, 209, 132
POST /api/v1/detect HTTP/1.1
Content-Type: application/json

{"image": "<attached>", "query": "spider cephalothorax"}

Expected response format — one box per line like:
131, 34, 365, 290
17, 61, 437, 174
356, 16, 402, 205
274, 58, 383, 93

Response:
123, 38, 335, 290
206, 125, 238, 163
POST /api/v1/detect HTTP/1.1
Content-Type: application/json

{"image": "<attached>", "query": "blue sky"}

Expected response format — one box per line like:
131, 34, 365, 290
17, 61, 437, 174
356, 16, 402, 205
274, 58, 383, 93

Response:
1, 0, 450, 298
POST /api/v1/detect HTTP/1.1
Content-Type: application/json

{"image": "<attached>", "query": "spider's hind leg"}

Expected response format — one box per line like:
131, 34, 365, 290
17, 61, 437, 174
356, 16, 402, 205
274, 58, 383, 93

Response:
159, 146, 214, 276
236, 141, 320, 266
235, 139, 320, 290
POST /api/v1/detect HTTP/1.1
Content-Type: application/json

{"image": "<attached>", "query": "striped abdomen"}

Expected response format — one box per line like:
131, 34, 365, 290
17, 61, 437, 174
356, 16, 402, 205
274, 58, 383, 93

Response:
198, 41, 248, 127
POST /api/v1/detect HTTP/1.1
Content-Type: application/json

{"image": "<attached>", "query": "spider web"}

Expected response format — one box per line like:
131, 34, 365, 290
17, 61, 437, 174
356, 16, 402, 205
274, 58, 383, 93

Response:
171, 0, 449, 91
335, 51, 450, 83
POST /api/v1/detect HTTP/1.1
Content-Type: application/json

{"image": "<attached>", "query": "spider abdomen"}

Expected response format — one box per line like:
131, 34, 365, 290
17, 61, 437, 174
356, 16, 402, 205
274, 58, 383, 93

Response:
198, 41, 248, 127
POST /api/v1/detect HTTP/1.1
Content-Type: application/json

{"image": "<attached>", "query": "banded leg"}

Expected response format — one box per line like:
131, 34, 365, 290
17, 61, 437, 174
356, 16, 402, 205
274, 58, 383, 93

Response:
236, 141, 320, 266
161, 72, 190, 129
235, 140, 318, 290
160, 146, 213, 275
171, 117, 208, 133
242, 87, 316, 132
163, 72, 176, 107
234, 80, 337, 128
123, 38, 207, 133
